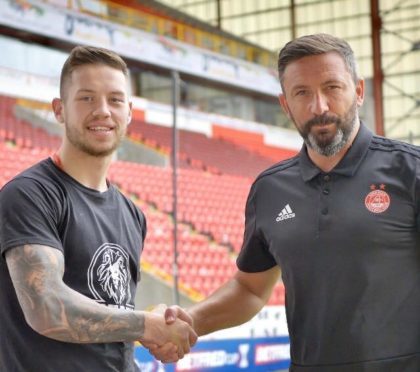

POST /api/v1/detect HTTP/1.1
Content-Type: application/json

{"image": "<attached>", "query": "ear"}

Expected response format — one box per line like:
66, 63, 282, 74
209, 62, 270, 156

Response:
52, 98, 65, 124
278, 94, 291, 119
355, 78, 365, 107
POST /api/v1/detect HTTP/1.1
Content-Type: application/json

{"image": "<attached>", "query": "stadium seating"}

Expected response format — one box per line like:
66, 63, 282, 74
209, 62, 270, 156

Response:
0, 143, 50, 188
127, 119, 278, 179
109, 161, 248, 253
0, 96, 61, 151
212, 124, 298, 162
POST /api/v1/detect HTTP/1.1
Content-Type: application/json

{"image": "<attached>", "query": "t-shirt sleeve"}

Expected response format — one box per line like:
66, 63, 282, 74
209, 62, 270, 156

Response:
137, 208, 147, 245
0, 177, 63, 257
125, 197, 147, 246
236, 182, 277, 272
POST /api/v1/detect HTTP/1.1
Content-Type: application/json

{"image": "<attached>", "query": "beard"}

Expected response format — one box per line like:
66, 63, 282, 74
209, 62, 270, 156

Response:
65, 121, 125, 157
296, 98, 358, 157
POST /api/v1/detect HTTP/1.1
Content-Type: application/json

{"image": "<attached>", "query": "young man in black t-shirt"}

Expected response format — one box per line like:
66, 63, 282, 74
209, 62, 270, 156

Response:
0, 46, 196, 371
151, 34, 420, 371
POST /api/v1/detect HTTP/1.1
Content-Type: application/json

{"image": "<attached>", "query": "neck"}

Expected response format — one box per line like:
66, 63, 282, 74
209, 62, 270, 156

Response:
55, 144, 112, 192
307, 120, 360, 173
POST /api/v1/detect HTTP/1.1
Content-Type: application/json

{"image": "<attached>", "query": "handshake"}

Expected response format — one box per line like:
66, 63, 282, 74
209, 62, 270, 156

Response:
141, 304, 197, 363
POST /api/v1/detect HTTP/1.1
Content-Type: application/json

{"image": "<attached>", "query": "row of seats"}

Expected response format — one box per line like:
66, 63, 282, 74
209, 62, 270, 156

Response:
128, 120, 277, 179
0, 143, 51, 188
110, 161, 248, 252
138, 203, 240, 298
0, 96, 60, 151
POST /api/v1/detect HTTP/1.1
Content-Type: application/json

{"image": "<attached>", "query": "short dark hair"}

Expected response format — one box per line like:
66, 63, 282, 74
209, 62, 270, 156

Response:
277, 33, 359, 89
60, 45, 129, 99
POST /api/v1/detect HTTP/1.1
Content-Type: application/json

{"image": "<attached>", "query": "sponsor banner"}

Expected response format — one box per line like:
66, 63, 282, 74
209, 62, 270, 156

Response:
0, 0, 281, 97
135, 336, 290, 371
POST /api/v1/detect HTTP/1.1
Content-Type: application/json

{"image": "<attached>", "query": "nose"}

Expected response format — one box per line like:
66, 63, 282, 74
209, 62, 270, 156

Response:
92, 97, 111, 118
309, 92, 329, 116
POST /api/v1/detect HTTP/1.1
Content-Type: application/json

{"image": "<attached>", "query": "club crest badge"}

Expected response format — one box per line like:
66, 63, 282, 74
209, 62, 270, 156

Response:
365, 184, 390, 214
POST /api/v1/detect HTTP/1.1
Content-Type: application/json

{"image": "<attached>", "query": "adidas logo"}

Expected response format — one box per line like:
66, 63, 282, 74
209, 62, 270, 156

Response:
276, 204, 296, 222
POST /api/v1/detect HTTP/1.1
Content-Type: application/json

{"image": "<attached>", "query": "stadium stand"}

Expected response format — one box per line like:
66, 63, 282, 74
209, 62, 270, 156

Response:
128, 119, 284, 178
110, 161, 248, 252
0, 142, 49, 188
212, 124, 297, 162
0, 95, 61, 151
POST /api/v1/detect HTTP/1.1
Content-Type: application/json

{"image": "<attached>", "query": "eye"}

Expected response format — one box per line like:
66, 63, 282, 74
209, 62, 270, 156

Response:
295, 90, 309, 97
327, 85, 341, 91
78, 96, 93, 102
110, 97, 124, 104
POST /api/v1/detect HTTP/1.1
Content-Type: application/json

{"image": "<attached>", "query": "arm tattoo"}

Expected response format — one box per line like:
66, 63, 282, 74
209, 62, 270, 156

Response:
6, 244, 145, 343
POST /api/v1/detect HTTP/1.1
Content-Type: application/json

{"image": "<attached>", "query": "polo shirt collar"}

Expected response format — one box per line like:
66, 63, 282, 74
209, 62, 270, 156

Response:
299, 122, 373, 182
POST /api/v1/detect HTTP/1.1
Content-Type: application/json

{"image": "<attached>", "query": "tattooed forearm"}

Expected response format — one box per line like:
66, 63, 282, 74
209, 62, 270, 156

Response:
6, 244, 145, 343
41, 301, 145, 343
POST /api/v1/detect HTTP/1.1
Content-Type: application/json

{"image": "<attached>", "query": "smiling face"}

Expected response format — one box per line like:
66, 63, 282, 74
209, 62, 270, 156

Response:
53, 63, 132, 158
279, 52, 364, 157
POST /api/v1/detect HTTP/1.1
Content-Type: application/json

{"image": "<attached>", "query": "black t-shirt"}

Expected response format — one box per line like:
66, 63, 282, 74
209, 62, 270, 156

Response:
237, 124, 420, 371
0, 158, 146, 372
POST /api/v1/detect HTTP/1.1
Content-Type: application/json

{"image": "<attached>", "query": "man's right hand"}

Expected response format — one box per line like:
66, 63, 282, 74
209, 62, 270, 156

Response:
141, 307, 197, 361
164, 305, 193, 327
144, 305, 195, 363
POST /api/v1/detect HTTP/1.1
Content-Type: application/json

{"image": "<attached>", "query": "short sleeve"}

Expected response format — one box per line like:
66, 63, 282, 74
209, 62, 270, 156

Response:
236, 182, 277, 272
0, 177, 63, 257
136, 207, 147, 245
124, 195, 147, 246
